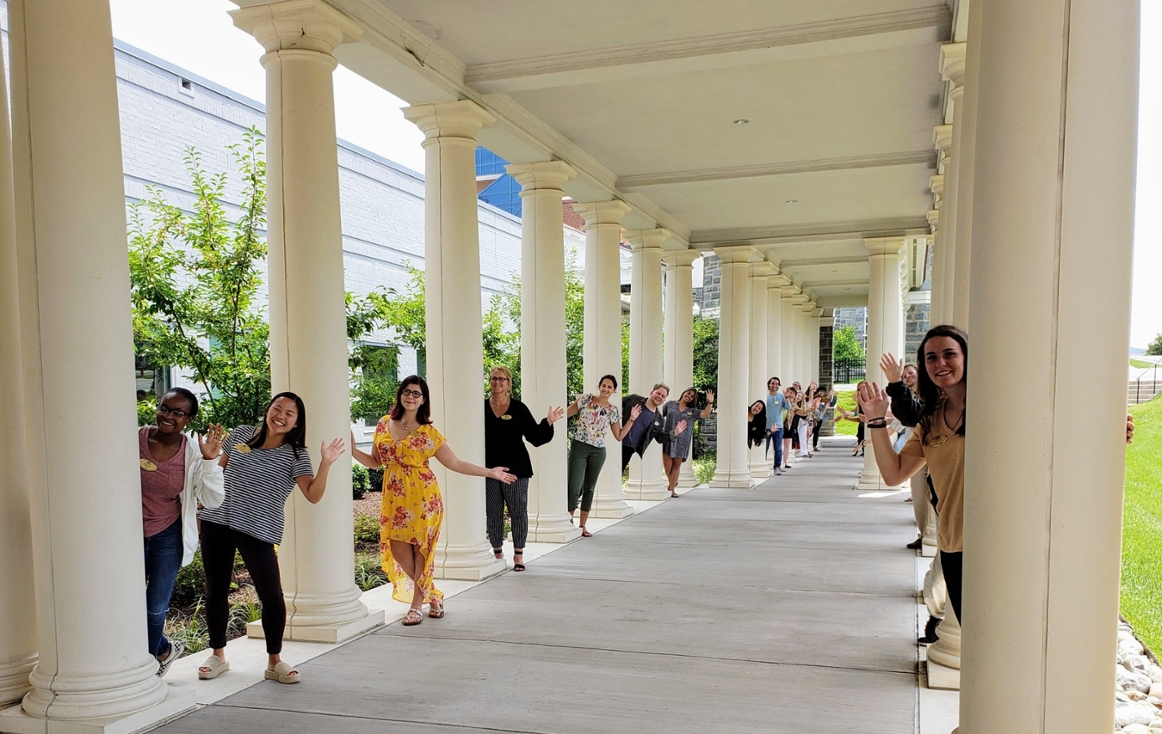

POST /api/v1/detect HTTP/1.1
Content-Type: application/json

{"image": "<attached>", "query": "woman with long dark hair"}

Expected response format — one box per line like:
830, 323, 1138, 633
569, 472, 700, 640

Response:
857, 325, 968, 621
483, 366, 563, 571
139, 388, 225, 677
352, 376, 515, 625
565, 374, 640, 537
746, 400, 767, 450
660, 388, 713, 497
197, 392, 346, 684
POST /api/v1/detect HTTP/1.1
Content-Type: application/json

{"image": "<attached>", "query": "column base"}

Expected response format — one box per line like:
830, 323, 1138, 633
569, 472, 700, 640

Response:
1, 686, 195, 734
925, 654, 961, 690
434, 552, 507, 582
624, 481, 669, 501
856, 469, 901, 490
0, 655, 36, 707
747, 460, 773, 480
709, 469, 754, 488
676, 462, 698, 488
529, 514, 582, 543
588, 496, 635, 519
247, 607, 385, 643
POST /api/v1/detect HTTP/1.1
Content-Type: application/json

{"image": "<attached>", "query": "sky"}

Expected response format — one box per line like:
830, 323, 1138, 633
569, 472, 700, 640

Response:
107, 0, 1162, 349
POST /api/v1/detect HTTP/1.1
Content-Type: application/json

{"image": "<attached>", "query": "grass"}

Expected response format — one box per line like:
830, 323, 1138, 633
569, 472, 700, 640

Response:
1122, 396, 1162, 653
833, 390, 859, 436
1131, 358, 1155, 369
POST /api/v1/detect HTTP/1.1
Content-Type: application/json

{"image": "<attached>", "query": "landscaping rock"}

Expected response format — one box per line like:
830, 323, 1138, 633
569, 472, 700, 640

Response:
1116, 703, 1157, 728
1121, 666, 1155, 695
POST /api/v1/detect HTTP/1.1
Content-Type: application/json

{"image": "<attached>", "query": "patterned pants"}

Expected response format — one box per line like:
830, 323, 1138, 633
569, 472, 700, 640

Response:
486, 476, 530, 550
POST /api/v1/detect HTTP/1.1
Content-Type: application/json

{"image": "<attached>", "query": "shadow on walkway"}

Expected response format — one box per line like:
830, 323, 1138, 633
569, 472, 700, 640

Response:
157, 438, 920, 734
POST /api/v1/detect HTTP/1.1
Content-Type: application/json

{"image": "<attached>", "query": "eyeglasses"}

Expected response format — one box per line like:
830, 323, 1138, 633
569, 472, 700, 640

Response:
156, 405, 191, 419
490, 376, 510, 382
401, 389, 424, 399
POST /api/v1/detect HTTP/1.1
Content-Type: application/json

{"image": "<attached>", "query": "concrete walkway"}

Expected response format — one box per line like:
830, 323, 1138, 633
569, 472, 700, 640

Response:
156, 440, 921, 734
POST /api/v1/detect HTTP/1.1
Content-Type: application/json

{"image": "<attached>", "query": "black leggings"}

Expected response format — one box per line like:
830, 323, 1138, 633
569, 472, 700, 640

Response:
200, 520, 286, 655
940, 550, 963, 622
812, 420, 823, 450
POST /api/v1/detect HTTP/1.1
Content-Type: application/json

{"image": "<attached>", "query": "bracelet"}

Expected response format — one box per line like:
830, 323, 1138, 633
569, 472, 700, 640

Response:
867, 418, 888, 429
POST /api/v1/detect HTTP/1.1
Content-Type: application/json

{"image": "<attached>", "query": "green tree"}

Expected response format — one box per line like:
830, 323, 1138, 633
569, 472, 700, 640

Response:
1147, 334, 1162, 356
833, 324, 865, 363
692, 314, 719, 390
373, 265, 428, 375
129, 129, 270, 430
621, 314, 631, 392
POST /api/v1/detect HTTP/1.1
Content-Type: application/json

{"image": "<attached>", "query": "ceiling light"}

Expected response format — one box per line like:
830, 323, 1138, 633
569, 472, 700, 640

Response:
733, 118, 749, 125
785, 199, 797, 204
831, 269, 839, 273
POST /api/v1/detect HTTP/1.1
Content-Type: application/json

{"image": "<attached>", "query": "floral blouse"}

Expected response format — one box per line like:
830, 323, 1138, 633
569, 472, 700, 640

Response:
570, 394, 620, 448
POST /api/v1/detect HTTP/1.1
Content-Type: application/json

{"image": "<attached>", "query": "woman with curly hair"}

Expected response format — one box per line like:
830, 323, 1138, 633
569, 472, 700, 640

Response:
353, 376, 515, 626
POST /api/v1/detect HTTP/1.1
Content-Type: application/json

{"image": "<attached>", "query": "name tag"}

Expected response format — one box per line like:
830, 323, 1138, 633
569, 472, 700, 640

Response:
500, 415, 512, 421
236, 443, 251, 454
140, 459, 158, 472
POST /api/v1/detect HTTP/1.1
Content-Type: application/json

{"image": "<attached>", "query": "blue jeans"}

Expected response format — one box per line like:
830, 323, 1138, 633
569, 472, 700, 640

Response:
766, 427, 783, 469
144, 518, 184, 658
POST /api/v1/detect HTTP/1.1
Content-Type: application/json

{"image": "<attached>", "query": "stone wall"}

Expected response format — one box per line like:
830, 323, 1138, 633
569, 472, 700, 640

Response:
818, 325, 837, 436
833, 306, 868, 349
905, 302, 931, 365
700, 254, 722, 317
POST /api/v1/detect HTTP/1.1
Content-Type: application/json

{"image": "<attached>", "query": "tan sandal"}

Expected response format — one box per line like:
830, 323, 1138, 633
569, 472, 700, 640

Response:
402, 608, 423, 626
198, 654, 229, 680
428, 597, 444, 619
264, 660, 300, 684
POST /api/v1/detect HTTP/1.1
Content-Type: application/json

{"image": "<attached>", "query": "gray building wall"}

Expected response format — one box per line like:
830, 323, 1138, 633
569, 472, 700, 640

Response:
832, 307, 868, 350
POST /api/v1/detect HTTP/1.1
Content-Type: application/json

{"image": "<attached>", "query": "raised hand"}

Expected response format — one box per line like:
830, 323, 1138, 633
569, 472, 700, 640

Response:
856, 381, 890, 419
198, 423, 226, 459
320, 437, 346, 466
879, 353, 905, 384
629, 403, 643, 422
704, 388, 715, 404
675, 419, 689, 436
547, 405, 566, 424
490, 466, 517, 484
1127, 414, 1135, 445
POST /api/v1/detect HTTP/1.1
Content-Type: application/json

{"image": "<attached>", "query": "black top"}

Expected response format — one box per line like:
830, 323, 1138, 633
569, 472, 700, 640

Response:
621, 394, 668, 456
483, 398, 554, 478
885, 382, 923, 428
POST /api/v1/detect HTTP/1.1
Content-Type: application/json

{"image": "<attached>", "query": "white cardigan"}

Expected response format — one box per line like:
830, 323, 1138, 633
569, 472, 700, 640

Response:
172, 434, 225, 566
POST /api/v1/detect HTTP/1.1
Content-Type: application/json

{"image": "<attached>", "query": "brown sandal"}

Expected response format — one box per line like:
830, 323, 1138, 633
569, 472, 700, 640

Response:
428, 598, 444, 619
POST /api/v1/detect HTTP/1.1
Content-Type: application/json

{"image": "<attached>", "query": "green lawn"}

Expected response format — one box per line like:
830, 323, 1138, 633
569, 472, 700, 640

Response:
834, 390, 858, 436
1122, 396, 1162, 652
1131, 358, 1155, 369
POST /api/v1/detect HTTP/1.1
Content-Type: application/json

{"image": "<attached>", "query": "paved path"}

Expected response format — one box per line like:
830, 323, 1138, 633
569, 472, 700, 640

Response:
158, 441, 920, 733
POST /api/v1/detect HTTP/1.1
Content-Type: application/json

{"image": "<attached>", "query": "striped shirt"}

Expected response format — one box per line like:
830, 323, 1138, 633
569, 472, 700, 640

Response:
199, 425, 313, 545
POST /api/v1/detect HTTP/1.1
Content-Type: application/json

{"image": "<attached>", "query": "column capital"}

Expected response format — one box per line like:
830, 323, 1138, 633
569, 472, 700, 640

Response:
933, 124, 953, 154
573, 199, 632, 229
940, 42, 968, 87
790, 293, 808, 306
713, 245, 756, 264
812, 307, 825, 318
625, 227, 670, 251
505, 160, 576, 191
782, 282, 802, 298
801, 301, 817, 314
662, 249, 701, 268
749, 261, 777, 278
231, 0, 362, 54
769, 273, 792, 289
403, 100, 496, 142
864, 236, 907, 257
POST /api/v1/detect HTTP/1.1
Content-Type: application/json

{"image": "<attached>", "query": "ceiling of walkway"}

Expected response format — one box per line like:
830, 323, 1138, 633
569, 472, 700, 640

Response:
321, 0, 953, 307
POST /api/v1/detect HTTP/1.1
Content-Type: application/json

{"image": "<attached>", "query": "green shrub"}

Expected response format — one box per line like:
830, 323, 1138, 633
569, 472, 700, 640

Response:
368, 467, 384, 492
137, 398, 156, 427
352, 464, 370, 499
353, 513, 380, 546
354, 552, 388, 591
692, 457, 716, 485
170, 551, 206, 609
165, 601, 209, 655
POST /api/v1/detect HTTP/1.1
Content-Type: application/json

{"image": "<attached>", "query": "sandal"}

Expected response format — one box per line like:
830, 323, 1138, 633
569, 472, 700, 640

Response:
264, 660, 300, 684
197, 654, 229, 680
513, 552, 525, 572
580, 527, 593, 538
670, 492, 679, 498
402, 608, 423, 626
428, 598, 444, 619
493, 547, 504, 560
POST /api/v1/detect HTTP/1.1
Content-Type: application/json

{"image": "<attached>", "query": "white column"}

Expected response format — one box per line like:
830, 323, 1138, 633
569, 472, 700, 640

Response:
663, 251, 700, 488
951, 16, 981, 329
767, 275, 787, 385
790, 293, 808, 383
746, 263, 774, 478
929, 125, 953, 325
811, 307, 823, 384
404, 100, 506, 580
801, 302, 818, 384
709, 246, 753, 488
5, 0, 191, 727
574, 201, 634, 518
938, 43, 967, 329
506, 161, 581, 542
625, 228, 668, 500
960, 0, 1138, 730
856, 237, 906, 490
780, 287, 799, 385
233, 0, 382, 642
0, 26, 36, 708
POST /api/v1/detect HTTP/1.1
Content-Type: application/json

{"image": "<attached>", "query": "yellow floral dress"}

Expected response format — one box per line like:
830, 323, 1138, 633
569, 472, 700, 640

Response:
374, 420, 446, 604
